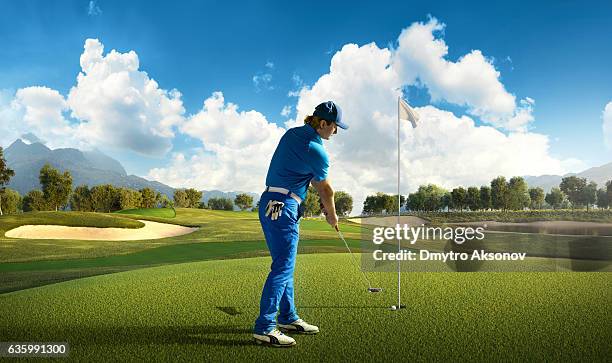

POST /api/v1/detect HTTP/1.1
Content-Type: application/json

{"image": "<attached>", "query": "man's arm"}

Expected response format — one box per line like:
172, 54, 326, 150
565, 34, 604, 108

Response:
311, 179, 338, 228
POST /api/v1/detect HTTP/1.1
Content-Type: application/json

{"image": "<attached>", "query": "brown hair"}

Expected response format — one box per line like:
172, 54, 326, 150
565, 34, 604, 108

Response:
304, 115, 329, 130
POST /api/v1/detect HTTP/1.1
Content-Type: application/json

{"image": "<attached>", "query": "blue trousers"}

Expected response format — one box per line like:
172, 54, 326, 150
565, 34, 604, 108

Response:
254, 191, 302, 334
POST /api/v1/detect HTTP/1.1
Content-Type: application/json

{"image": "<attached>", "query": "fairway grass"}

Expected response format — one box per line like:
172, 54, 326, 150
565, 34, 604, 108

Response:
0, 209, 360, 263
115, 208, 177, 218
0, 253, 608, 361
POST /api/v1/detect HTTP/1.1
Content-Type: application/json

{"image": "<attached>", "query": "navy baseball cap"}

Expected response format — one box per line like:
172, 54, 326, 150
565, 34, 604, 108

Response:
313, 101, 348, 130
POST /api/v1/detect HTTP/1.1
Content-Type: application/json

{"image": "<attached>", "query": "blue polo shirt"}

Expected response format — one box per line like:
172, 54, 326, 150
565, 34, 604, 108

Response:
265, 124, 329, 201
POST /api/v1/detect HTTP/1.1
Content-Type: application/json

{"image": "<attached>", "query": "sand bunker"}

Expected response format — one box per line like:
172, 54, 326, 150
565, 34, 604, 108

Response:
4, 220, 198, 241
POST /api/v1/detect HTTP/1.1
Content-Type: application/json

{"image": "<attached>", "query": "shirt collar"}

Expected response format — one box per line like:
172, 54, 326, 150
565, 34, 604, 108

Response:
303, 124, 323, 144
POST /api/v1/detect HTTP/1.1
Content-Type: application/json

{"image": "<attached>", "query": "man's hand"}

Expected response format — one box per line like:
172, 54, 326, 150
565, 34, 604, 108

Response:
325, 212, 338, 229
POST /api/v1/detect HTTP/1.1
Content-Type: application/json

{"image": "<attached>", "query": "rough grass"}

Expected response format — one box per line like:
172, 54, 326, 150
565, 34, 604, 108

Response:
114, 207, 176, 218
0, 253, 608, 361
412, 209, 612, 223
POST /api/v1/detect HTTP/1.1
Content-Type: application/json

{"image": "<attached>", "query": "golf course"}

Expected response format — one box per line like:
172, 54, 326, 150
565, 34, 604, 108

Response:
0, 208, 610, 361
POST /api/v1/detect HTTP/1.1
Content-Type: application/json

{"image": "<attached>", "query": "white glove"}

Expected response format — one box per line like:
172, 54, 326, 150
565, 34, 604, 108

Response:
265, 200, 285, 221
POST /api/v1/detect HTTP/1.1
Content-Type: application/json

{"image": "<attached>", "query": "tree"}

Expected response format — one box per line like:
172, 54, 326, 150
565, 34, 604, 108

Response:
207, 197, 233, 210
140, 188, 159, 209
451, 187, 467, 211
528, 187, 545, 209
466, 187, 480, 211
334, 191, 353, 216
411, 184, 447, 211
302, 186, 321, 217
490, 176, 508, 211
545, 187, 565, 210
0, 146, 15, 216
158, 194, 173, 208
507, 177, 530, 210
173, 189, 190, 208
560, 176, 587, 209
479, 186, 492, 210
441, 192, 451, 212
119, 188, 143, 210
407, 191, 425, 212
596, 188, 609, 209
39, 164, 73, 211
0, 188, 21, 214
70, 185, 93, 211
583, 181, 597, 212
234, 193, 254, 211
383, 194, 405, 214
23, 190, 47, 212
90, 184, 118, 213
185, 188, 203, 208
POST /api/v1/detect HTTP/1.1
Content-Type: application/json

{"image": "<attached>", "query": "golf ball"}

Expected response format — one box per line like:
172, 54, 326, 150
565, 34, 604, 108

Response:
391, 305, 397, 310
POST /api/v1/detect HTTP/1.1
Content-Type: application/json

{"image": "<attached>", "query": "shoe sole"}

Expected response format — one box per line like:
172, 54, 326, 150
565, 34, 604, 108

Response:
253, 338, 296, 348
279, 326, 319, 335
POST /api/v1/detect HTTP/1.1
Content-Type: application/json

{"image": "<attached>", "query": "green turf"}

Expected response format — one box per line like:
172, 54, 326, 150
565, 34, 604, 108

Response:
114, 207, 176, 218
0, 209, 359, 263
0, 253, 608, 361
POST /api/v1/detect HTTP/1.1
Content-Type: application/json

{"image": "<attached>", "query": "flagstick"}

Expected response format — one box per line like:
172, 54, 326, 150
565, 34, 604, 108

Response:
396, 97, 404, 310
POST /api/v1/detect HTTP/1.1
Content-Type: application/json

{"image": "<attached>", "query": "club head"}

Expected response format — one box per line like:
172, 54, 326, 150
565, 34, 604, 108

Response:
368, 287, 382, 293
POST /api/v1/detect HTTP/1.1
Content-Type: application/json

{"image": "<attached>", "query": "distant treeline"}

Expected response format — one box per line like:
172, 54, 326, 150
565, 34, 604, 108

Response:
363, 176, 612, 215
0, 157, 258, 214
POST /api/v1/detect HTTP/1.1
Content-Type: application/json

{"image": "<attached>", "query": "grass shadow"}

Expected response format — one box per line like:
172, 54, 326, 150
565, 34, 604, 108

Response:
4, 325, 255, 347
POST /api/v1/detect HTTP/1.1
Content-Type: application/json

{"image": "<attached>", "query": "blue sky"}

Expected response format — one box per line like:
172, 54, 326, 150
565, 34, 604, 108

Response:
0, 0, 611, 194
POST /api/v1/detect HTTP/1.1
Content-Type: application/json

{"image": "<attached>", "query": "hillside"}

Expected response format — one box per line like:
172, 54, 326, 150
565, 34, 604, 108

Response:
3, 139, 175, 197
524, 162, 612, 191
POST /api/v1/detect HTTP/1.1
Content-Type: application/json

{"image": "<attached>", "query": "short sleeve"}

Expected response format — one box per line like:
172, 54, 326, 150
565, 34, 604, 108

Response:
307, 142, 329, 181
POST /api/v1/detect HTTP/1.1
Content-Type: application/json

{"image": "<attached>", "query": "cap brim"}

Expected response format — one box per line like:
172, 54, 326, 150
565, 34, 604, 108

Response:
336, 121, 349, 130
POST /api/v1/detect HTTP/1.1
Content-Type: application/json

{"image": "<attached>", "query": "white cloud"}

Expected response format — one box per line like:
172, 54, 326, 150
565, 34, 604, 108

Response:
603, 101, 612, 149
87, 0, 102, 16
393, 18, 532, 131
281, 105, 292, 117
1, 87, 79, 149
283, 37, 574, 214
252, 73, 273, 92
265, 61, 274, 69
147, 92, 285, 191
67, 38, 185, 156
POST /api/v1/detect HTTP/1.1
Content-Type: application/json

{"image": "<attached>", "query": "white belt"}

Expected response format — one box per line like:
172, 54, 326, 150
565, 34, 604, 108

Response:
265, 186, 302, 204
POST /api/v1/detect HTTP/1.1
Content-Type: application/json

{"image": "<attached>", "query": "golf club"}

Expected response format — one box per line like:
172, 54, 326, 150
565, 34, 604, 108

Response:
334, 225, 382, 293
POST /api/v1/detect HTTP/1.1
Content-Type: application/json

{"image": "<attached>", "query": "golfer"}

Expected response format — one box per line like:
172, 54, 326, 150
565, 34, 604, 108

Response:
253, 101, 348, 347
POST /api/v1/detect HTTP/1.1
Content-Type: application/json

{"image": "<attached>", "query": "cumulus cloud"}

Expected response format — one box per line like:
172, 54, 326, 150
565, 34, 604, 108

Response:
281, 105, 292, 117
2, 39, 184, 156
147, 92, 285, 191
0, 87, 79, 149
393, 18, 532, 131
604, 101, 612, 149
282, 36, 572, 213
67, 38, 185, 155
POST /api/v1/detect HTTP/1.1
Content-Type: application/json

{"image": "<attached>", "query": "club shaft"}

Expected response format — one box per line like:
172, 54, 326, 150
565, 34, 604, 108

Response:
337, 230, 373, 289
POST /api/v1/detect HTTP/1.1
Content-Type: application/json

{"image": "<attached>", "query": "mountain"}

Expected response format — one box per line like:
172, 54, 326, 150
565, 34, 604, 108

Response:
524, 162, 612, 192
3, 139, 174, 197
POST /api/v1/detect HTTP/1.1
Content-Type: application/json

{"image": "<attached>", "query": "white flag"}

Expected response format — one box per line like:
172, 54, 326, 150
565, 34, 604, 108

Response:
399, 98, 419, 128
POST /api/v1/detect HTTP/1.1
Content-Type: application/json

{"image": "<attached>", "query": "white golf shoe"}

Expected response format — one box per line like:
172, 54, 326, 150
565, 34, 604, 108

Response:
278, 319, 319, 334
253, 328, 296, 347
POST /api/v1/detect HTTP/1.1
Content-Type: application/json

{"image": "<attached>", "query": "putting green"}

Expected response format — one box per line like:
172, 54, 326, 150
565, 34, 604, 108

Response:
0, 253, 608, 361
